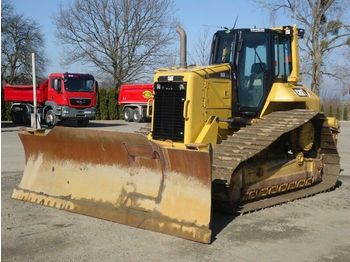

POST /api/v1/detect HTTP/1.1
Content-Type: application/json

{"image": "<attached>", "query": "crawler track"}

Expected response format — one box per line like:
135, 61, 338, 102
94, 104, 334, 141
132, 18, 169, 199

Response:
136, 110, 340, 213
212, 109, 340, 214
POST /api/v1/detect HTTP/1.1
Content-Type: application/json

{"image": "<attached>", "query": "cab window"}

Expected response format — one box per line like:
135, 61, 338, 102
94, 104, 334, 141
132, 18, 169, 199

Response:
274, 34, 292, 80
51, 78, 61, 92
211, 33, 234, 64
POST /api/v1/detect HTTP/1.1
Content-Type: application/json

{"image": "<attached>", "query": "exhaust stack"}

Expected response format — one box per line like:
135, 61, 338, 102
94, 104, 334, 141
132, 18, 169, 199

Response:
176, 25, 187, 68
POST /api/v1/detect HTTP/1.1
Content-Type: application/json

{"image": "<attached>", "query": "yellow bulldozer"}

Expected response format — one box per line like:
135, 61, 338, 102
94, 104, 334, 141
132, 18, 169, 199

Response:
12, 25, 340, 244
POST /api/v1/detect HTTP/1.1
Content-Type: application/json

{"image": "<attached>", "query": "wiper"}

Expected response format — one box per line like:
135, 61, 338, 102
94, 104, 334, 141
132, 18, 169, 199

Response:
254, 48, 266, 74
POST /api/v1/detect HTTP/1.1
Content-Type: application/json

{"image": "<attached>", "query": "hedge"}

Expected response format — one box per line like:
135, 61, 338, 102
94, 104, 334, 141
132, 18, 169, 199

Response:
95, 87, 127, 120
96, 87, 119, 120
1, 86, 11, 121
344, 107, 349, 121
108, 88, 118, 120
336, 107, 341, 120
328, 104, 333, 117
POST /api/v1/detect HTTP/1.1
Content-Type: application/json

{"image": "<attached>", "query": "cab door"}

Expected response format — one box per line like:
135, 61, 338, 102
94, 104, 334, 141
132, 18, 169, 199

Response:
47, 77, 65, 105
236, 30, 273, 117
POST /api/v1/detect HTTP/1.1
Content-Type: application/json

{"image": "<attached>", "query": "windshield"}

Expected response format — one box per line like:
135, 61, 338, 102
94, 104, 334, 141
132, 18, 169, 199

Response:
64, 78, 94, 92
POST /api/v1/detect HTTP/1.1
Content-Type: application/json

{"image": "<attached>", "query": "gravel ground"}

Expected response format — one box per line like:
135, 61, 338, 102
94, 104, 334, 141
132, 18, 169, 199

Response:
1, 120, 350, 262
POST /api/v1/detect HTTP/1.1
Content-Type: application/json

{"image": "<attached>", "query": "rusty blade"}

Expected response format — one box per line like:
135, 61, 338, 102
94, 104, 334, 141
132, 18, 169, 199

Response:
12, 127, 212, 243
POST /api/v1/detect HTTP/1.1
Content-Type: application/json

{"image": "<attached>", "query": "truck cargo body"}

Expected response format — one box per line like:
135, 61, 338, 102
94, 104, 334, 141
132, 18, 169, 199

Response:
118, 83, 153, 122
4, 72, 98, 127
4, 81, 48, 104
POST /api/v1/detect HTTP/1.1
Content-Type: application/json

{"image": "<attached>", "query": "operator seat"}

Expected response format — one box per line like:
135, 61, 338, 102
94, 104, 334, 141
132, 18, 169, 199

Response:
248, 62, 266, 89
245, 62, 266, 107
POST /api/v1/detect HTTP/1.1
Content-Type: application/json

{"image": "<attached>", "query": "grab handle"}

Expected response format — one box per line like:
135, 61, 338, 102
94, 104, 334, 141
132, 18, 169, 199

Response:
183, 100, 190, 120
146, 99, 153, 118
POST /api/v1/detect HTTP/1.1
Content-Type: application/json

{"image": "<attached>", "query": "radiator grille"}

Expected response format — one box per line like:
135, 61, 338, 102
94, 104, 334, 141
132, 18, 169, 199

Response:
152, 82, 186, 142
70, 98, 91, 106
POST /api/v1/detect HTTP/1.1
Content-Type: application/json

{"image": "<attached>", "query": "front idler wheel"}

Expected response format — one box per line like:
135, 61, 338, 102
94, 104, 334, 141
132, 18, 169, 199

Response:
291, 121, 315, 153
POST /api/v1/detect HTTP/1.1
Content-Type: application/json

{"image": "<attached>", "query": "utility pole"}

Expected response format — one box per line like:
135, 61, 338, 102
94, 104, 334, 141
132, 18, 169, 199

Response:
31, 53, 41, 129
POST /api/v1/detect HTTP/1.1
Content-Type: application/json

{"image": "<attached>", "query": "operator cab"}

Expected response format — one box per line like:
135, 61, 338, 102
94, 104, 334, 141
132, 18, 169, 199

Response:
209, 27, 297, 118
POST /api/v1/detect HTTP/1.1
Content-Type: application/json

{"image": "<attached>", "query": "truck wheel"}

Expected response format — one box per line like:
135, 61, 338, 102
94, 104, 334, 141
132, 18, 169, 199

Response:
11, 107, 25, 125
77, 119, 89, 127
45, 109, 57, 127
133, 108, 143, 123
123, 108, 134, 122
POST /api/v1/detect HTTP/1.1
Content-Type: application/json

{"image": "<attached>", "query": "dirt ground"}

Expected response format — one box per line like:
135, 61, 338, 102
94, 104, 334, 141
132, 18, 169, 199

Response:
2, 121, 350, 262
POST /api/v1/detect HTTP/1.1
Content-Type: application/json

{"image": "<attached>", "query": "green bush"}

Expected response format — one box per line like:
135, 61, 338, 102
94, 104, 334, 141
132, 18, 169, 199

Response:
1, 87, 11, 121
1, 101, 11, 121
107, 88, 118, 120
344, 107, 349, 121
95, 91, 101, 120
336, 107, 341, 120
98, 88, 109, 120
320, 104, 324, 112
328, 104, 333, 117
117, 105, 123, 120
95, 87, 119, 120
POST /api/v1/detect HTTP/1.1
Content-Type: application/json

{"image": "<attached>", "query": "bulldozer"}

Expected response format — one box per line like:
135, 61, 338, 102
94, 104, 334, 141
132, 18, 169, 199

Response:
12, 25, 340, 244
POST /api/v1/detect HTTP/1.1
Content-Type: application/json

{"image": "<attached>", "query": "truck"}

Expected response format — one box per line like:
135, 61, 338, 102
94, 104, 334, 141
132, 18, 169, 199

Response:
4, 72, 98, 127
118, 83, 153, 122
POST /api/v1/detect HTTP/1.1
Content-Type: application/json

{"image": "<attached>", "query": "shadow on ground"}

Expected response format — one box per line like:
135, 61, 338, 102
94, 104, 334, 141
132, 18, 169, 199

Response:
210, 211, 237, 243
1, 122, 23, 128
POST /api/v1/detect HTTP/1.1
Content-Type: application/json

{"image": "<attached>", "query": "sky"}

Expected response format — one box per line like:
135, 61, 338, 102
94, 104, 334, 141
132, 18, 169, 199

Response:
10, 0, 293, 74
8, 0, 349, 99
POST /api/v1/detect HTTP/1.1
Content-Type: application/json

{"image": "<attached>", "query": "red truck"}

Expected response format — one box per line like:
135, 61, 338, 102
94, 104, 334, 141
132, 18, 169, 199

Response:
118, 83, 153, 122
4, 72, 98, 127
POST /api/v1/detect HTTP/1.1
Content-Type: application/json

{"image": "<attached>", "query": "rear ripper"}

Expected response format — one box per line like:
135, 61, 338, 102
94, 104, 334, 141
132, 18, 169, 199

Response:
4, 72, 98, 127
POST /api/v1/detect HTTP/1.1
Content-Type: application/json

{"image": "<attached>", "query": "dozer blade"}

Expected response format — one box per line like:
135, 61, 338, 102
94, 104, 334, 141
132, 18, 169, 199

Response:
12, 127, 212, 243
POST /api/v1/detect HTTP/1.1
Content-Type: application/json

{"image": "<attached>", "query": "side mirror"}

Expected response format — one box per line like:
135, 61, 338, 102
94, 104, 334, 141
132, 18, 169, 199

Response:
297, 28, 305, 39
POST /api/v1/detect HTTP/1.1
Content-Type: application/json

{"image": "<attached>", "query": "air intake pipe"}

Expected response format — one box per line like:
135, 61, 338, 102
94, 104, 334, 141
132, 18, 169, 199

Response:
176, 25, 187, 68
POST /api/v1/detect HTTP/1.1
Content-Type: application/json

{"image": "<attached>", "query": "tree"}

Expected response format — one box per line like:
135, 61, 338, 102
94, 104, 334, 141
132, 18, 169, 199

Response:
1, 0, 47, 121
1, 0, 47, 84
191, 27, 211, 65
321, 103, 324, 112
54, 0, 176, 86
258, 0, 350, 96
